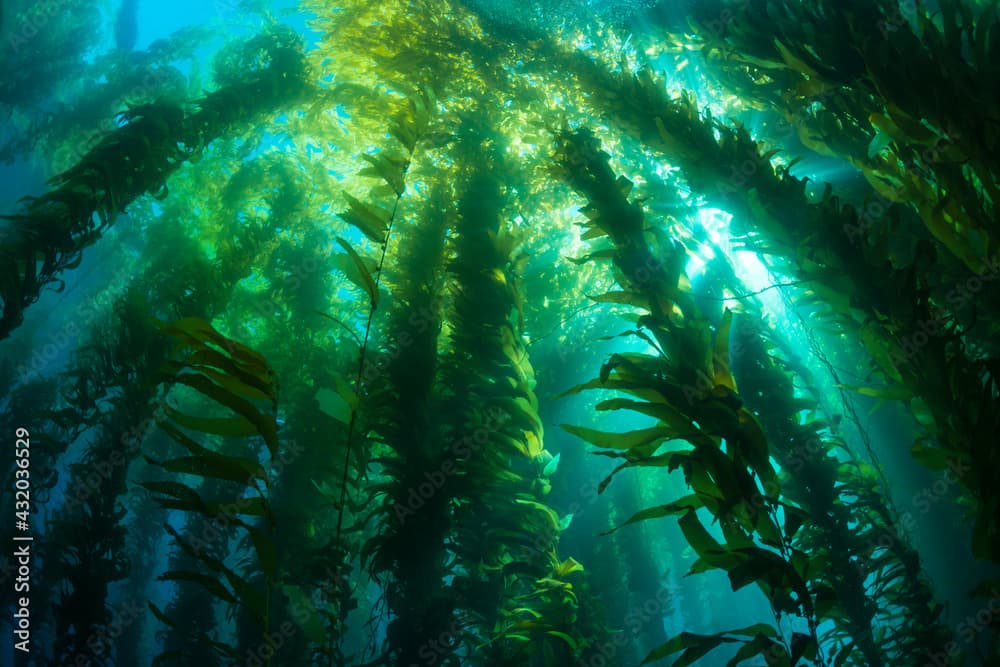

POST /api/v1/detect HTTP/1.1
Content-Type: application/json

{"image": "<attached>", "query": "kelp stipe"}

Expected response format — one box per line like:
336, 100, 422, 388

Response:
442, 129, 584, 665
554, 128, 891, 665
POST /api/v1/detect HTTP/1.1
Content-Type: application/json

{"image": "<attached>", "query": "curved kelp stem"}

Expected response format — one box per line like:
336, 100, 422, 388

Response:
0, 27, 307, 340
328, 89, 433, 659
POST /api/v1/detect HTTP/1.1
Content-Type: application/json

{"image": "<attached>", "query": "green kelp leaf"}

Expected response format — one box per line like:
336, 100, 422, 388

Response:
556, 377, 667, 404
678, 509, 725, 558
220, 563, 267, 623
157, 318, 273, 380
560, 424, 671, 450
495, 395, 541, 432
641, 631, 741, 665
783, 506, 808, 540
602, 495, 703, 535
542, 452, 560, 476
565, 248, 617, 264
553, 557, 584, 577
170, 372, 279, 457
596, 449, 690, 495
171, 362, 272, 403
727, 634, 783, 666
546, 631, 579, 652
587, 291, 649, 308
736, 409, 777, 487
726, 546, 793, 591
833, 642, 856, 666
359, 152, 408, 195
316, 387, 352, 424
836, 383, 911, 401
712, 309, 737, 391
141, 480, 206, 512
334, 237, 379, 307
148, 602, 177, 629
790, 632, 819, 663
163, 405, 260, 438
281, 585, 327, 643
159, 570, 237, 605
246, 525, 277, 581
182, 347, 276, 401
910, 438, 954, 471
724, 623, 779, 639
156, 454, 265, 485
514, 498, 561, 532
339, 192, 390, 243
157, 420, 219, 458
594, 398, 690, 431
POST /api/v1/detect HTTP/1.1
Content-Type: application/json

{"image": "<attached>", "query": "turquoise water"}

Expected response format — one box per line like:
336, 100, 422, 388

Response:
1, 1, 999, 666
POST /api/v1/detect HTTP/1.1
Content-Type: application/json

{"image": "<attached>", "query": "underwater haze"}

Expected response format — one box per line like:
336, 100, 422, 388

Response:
2, 0, 1000, 665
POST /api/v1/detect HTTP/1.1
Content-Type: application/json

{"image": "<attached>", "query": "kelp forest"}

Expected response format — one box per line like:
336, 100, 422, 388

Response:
1, 0, 999, 665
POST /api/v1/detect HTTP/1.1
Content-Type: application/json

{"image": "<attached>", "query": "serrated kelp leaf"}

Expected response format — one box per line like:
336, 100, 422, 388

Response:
641, 631, 741, 665
148, 601, 177, 629
594, 398, 690, 431
359, 152, 408, 195
339, 192, 390, 243
163, 405, 260, 438
712, 308, 737, 391
246, 524, 277, 581
159, 570, 238, 605
315, 387, 352, 424
790, 632, 818, 663
560, 424, 671, 450
588, 291, 649, 308
334, 236, 379, 307
727, 634, 784, 666
156, 454, 265, 485
157, 317, 272, 377
546, 630, 579, 651
836, 383, 911, 401
219, 563, 266, 623
170, 372, 279, 457
281, 584, 327, 643
603, 495, 703, 535
553, 557, 584, 577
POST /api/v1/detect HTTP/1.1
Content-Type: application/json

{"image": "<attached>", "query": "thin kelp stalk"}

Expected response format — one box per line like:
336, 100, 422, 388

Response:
0, 27, 307, 340
728, 314, 953, 664
329, 89, 433, 661
554, 129, 827, 665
